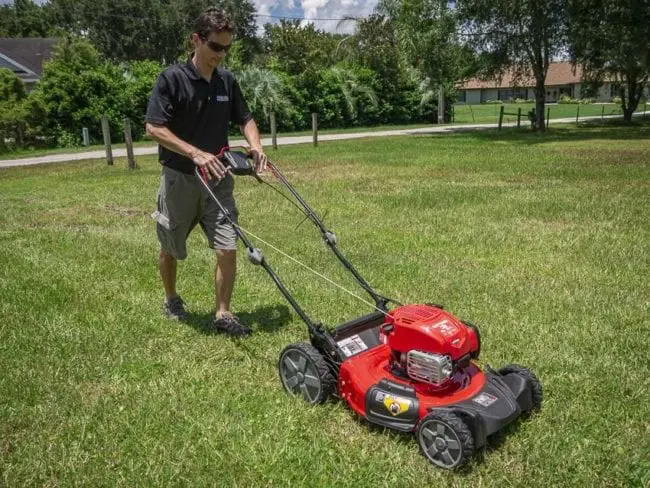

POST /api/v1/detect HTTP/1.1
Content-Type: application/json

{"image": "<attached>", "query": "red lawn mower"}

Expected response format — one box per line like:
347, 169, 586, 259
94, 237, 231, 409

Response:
197, 150, 542, 470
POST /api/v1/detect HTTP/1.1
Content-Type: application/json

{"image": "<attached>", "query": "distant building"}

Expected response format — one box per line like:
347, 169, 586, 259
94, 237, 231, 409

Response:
457, 62, 619, 104
0, 37, 59, 90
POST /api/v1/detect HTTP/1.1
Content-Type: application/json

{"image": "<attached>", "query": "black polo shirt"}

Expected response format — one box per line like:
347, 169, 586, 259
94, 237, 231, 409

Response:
145, 59, 253, 174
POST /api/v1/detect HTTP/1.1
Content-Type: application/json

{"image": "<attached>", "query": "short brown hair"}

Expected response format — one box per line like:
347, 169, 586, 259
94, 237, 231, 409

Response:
193, 7, 234, 38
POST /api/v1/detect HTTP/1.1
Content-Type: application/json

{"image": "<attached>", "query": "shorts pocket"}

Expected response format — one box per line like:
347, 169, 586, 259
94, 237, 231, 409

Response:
151, 210, 175, 230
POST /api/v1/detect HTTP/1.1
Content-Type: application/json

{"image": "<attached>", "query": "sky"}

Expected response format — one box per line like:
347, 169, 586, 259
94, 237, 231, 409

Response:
1, 0, 381, 34
251, 0, 379, 33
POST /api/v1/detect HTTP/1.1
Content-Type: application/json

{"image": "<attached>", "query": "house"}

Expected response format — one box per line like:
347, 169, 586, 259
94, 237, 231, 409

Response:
457, 62, 617, 104
0, 37, 58, 90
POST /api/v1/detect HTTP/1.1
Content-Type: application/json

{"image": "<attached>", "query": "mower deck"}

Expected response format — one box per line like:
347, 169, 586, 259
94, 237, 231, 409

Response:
333, 308, 534, 447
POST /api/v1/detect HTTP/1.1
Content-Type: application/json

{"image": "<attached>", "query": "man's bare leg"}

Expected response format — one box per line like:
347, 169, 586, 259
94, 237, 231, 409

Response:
160, 249, 187, 320
160, 249, 178, 300
215, 249, 236, 317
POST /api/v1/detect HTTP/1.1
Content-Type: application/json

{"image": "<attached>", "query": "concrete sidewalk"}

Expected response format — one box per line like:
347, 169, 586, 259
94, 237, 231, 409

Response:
0, 113, 642, 169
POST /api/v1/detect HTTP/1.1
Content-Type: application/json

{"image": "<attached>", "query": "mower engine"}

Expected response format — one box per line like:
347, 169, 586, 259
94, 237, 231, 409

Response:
383, 305, 480, 387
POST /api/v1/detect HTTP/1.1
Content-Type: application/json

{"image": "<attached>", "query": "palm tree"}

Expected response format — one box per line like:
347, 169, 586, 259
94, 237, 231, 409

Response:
325, 66, 378, 119
235, 67, 290, 122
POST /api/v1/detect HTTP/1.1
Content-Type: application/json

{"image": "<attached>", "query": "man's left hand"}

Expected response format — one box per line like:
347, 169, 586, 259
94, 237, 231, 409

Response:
249, 148, 268, 174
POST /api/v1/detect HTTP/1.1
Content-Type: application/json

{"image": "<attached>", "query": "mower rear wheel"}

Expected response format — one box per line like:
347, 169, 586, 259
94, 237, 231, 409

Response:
417, 411, 474, 470
278, 343, 335, 405
498, 364, 543, 412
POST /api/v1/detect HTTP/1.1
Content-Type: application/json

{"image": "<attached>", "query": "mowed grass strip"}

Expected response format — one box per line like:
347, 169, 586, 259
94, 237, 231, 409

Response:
1, 124, 649, 487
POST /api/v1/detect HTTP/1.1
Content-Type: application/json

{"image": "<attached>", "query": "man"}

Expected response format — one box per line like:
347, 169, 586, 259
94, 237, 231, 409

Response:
145, 7, 267, 337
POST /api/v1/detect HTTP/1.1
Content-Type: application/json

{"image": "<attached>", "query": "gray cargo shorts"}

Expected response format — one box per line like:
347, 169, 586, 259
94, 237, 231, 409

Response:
151, 166, 238, 260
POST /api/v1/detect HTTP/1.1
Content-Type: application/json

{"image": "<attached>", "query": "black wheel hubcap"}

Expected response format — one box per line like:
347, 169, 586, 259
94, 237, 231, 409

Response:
420, 420, 463, 468
280, 350, 322, 404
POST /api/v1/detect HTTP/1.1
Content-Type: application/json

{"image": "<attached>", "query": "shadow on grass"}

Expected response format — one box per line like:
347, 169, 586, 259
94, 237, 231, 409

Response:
184, 303, 292, 336
418, 117, 650, 146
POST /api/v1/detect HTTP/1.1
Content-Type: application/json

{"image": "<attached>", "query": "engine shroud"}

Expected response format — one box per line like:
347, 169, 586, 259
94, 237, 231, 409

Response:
384, 304, 479, 362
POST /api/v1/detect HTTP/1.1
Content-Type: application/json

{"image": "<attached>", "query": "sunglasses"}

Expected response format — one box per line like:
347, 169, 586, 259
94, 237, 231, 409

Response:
201, 37, 232, 53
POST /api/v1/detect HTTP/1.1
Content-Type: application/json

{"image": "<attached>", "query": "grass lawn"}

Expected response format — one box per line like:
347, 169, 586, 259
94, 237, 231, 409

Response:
452, 102, 648, 125
1, 125, 649, 486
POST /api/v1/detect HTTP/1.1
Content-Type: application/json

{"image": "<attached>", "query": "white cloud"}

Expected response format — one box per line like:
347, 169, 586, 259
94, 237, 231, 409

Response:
252, 0, 379, 34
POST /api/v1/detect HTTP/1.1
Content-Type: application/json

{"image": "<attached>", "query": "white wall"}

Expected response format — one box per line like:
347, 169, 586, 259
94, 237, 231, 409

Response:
465, 90, 481, 104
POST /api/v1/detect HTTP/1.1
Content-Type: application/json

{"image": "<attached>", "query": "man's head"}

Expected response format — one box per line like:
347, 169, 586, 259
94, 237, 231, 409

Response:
190, 7, 234, 69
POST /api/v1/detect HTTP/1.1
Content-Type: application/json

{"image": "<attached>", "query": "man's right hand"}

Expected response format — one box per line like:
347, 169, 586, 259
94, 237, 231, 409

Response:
189, 148, 227, 180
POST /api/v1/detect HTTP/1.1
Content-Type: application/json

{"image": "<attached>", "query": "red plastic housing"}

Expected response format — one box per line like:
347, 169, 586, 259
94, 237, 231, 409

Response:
384, 304, 479, 361
338, 344, 485, 422
337, 304, 483, 425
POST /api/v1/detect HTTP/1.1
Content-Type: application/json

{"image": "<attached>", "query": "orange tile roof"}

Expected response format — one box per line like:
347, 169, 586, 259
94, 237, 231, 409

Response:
460, 62, 583, 89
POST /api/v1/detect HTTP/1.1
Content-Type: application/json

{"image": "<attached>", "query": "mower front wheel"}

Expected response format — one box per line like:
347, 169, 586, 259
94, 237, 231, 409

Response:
278, 343, 335, 405
417, 411, 474, 470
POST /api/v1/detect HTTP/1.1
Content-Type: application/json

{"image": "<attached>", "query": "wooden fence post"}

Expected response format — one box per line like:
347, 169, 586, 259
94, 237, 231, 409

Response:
101, 116, 113, 166
123, 118, 136, 170
270, 111, 277, 150
576, 105, 580, 125
517, 107, 522, 128
82, 127, 89, 146
498, 105, 504, 130
601, 105, 605, 123
312, 113, 318, 147
546, 107, 551, 129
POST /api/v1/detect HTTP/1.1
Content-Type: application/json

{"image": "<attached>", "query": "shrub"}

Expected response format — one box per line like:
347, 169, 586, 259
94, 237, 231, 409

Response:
122, 60, 163, 141
558, 94, 578, 104
55, 128, 81, 148
29, 38, 128, 147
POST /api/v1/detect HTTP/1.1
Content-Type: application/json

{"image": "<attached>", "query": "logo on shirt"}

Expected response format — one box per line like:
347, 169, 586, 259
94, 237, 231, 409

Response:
215, 95, 229, 102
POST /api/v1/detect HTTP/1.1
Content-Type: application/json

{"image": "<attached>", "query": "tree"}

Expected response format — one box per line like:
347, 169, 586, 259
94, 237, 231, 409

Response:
235, 67, 290, 131
335, 15, 412, 123
378, 0, 474, 123
47, 0, 259, 64
322, 66, 378, 123
261, 20, 340, 77
0, 68, 28, 152
28, 38, 128, 146
458, 0, 569, 131
123, 60, 164, 140
0, 0, 53, 37
568, 0, 649, 122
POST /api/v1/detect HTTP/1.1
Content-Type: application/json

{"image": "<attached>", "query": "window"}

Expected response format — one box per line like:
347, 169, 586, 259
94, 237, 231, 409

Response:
498, 89, 510, 101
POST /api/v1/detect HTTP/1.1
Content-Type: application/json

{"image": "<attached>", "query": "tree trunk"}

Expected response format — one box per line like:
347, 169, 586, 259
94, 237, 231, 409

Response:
535, 79, 546, 131
623, 74, 642, 123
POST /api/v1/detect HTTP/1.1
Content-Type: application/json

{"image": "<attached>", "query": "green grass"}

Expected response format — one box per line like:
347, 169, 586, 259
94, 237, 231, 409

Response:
453, 102, 648, 125
1, 124, 649, 487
